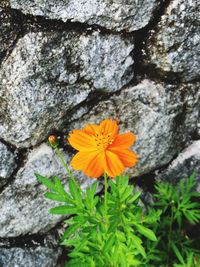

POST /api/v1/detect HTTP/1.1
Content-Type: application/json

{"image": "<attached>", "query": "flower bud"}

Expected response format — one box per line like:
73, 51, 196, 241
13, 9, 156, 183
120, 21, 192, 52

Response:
48, 135, 58, 147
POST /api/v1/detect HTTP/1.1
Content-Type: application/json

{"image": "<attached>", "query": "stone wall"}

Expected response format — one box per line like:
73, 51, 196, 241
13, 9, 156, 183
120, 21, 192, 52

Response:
0, 0, 199, 266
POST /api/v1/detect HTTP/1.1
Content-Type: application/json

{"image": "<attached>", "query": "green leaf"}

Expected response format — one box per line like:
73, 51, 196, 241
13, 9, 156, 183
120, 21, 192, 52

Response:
73, 215, 87, 224
131, 234, 146, 258
49, 205, 78, 215
183, 210, 200, 224
174, 210, 182, 227
116, 174, 129, 188
84, 183, 98, 211
69, 178, 83, 205
127, 258, 141, 266
127, 191, 141, 204
121, 186, 133, 202
53, 176, 66, 194
119, 252, 128, 267
103, 234, 115, 253
108, 218, 119, 233
62, 223, 80, 240
44, 192, 67, 202
171, 243, 185, 264
35, 173, 55, 191
134, 223, 157, 241
90, 182, 98, 196
109, 180, 118, 195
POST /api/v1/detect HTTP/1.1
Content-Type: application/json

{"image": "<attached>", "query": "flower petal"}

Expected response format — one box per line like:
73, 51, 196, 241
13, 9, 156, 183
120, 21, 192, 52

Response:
113, 149, 138, 167
68, 130, 97, 151
70, 151, 100, 170
100, 119, 118, 138
83, 152, 104, 178
82, 124, 99, 135
109, 132, 136, 150
103, 150, 125, 178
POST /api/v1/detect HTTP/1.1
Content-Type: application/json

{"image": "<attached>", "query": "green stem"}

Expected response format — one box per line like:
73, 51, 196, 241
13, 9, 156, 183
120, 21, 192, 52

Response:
167, 206, 174, 267
104, 172, 108, 223
54, 145, 75, 182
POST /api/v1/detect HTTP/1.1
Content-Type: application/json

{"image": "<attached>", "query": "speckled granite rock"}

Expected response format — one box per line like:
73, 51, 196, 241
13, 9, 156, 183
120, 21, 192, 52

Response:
0, 142, 17, 188
0, 0, 199, 260
0, 7, 20, 62
0, 246, 61, 267
145, 0, 200, 81
9, 0, 158, 32
155, 140, 200, 192
66, 80, 200, 177
0, 143, 94, 237
0, 30, 134, 148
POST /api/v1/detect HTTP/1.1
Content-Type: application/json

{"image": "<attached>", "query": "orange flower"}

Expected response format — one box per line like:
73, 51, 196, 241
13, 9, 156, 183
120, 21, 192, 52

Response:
68, 119, 138, 178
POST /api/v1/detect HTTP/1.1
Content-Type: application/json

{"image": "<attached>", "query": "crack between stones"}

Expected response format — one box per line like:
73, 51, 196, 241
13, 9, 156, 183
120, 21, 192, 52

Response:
132, 0, 177, 84
136, 64, 200, 85
0, 138, 18, 153
64, 90, 118, 126
0, 7, 24, 64
132, 152, 179, 193
0, 219, 66, 249
62, 81, 139, 135
0, 1, 198, 265
2, 0, 196, 88
1, 30, 23, 64
1, 6, 134, 38
0, 225, 68, 266
132, 136, 199, 194
0, 147, 27, 195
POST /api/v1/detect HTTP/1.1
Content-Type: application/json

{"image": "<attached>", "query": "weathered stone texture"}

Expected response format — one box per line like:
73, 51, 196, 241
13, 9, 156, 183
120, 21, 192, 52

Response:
9, 0, 158, 32
67, 80, 200, 177
156, 140, 200, 192
0, 8, 20, 62
0, 246, 61, 267
146, 0, 200, 81
0, 143, 93, 237
0, 142, 17, 188
0, 30, 134, 148
0, 0, 199, 259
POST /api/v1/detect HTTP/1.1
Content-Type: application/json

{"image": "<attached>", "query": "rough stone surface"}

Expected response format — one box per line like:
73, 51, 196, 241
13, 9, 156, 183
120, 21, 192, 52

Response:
0, 142, 17, 188
0, 8, 20, 62
0, 246, 61, 267
198, 118, 200, 137
0, 143, 93, 237
145, 0, 200, 81
67, 80, 200, 177
0, 0, 200, 261
156, 140, 200, 192
0, 30, 134, 148
9, 0, 158, 32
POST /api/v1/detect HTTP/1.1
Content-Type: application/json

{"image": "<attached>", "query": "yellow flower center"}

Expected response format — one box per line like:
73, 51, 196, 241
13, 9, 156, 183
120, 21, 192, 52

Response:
94, 131, 114, 151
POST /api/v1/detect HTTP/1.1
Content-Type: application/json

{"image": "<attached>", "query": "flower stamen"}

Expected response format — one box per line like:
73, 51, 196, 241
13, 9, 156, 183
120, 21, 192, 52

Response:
94, 131, 114, 151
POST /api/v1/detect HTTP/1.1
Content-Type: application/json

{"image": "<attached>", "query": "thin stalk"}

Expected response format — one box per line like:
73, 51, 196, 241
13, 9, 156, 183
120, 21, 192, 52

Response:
104, 172, 108, 223
167, 207, 174, 267
54, 145, 75, 182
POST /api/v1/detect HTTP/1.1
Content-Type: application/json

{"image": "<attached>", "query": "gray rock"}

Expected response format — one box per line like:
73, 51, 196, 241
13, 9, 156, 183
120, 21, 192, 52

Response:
198, 118, 200, 137
0, 1, 10, 8
9, 0, 158, 32
66, 80, 200, 177
156, 140, 200, 192
0, 143, 94, 237
133, 185, 154, 209
0, 8, 20, 62
0, 142, 17, 188
145, 0, 200, 81
0, 246, 61, 267
0, 30, 134, 148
